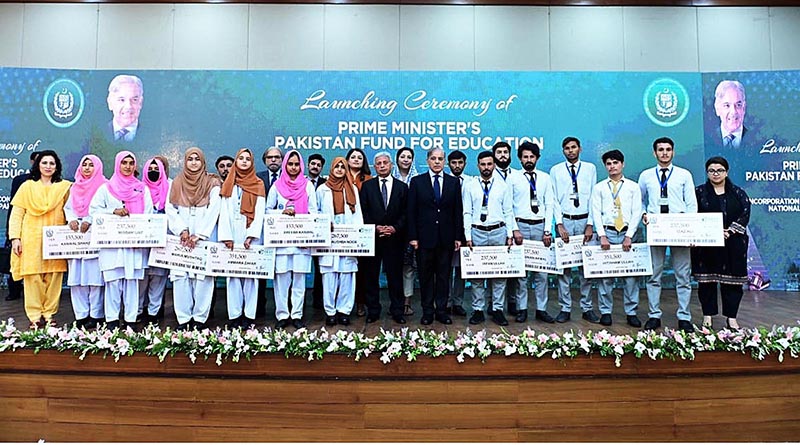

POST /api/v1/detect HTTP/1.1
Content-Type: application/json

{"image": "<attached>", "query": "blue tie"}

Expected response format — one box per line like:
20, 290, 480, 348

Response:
433, 174, 441, 204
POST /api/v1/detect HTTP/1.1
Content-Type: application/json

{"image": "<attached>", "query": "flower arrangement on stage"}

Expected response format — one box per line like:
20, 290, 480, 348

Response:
1, 318, 799, 367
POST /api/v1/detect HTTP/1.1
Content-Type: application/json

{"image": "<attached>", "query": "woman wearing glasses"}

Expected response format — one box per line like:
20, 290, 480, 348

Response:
692, 156, 750, 330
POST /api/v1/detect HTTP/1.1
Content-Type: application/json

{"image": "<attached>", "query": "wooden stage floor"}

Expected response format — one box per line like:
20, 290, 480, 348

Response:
1, 283, 797, 335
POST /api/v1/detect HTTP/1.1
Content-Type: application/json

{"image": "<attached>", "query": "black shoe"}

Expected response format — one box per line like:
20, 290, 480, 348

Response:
176, 323, 189, 331
492, 310, 509, 326
85, 318, 99, 330
599, 314, 612, 326
452, 306, 467, 317
420, 315, 434, 325
508, 302, 517, 317
337, 313, 350, 326
106, 320, 120, 331
292, 318, 306, 329
555, 311, 571, 323
469, 310, 485, 325
193, 321, 207, 331
626, 315, 642, 328
392, 315, 406, 324
4, 294, 21, 301
515, 309, 528, 323
365, 314, 379, 324
275, 319, 289, 329
678, 320, 694, 333
643, 318, 661, 330
435, 314, 452, 325
582, 310, 600, 323
75, 317, 88, 329
535, 310, 555, 324
325, 315, 337, 326
242, 317, 256, 329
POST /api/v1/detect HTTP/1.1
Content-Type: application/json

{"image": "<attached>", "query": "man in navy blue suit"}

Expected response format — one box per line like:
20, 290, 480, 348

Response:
407, 148, 464, 325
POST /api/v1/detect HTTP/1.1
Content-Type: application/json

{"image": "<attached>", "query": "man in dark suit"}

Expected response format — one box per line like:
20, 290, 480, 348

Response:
407, 148, 464, 325
360, 151, 408, 324
256, 147, 283, 318
4, 151, 39, 301
710, 79, 748, 148
306, 153, 327, 310
105, 74, 144, 143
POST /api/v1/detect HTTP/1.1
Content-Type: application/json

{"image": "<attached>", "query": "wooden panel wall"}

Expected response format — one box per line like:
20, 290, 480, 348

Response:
1, 371, 799, 442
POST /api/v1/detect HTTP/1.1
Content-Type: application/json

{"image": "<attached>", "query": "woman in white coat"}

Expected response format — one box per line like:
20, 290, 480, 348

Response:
64, 154, 107, 329
266, 150, 318, 329
316, 157, 363, 326
139, 157, 171, 324
89, 151, 153, 330
165, 147, 222, 330
218, 148, 266, 329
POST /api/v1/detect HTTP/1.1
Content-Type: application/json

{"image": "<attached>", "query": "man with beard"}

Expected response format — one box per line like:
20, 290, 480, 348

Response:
507, 142, 556, 323
549, 136, 599, 324
491, 141, 520, 316
463, 151, 515, 326
446, 150, 471, 316
215, 155, 233, 180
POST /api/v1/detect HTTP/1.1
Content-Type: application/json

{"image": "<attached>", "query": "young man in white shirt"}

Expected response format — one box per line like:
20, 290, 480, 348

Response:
638, 137, 698, 333
463, 151, 515, 326
508, 142, 556, 323
549, 136, 599, 324
591, 149, 643, 327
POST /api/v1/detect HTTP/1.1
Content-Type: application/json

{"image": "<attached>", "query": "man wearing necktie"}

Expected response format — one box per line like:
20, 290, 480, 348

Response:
638, 137, 698, 333
446, 151, 472, 317
591, 150, 643, 328
407, 148, 464, 325
549, 136, 599, 324
507, 142, 556, 324
256, 147, 283, 318
106, 75, 143, 143
360, 152, 408, 324
463, 151, 515, 326
713, 80, 747, 149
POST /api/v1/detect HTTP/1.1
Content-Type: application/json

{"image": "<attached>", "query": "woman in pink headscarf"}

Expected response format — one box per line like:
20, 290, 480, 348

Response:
265, 150, 318, 329
139, 157, 171, 325
64, 155, 107, 329
89, 151, 153, 330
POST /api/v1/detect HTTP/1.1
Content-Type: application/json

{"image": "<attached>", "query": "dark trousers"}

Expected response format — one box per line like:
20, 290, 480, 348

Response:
365, 239, 404, 318
417, 245, 454, 318
257, 279, 268, 318
698, 282, 743, 318
7, 276, 22, 299
311, 257, 323, 309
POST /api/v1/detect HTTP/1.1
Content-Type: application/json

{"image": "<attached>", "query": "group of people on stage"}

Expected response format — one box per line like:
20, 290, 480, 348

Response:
6, 135, 751, 333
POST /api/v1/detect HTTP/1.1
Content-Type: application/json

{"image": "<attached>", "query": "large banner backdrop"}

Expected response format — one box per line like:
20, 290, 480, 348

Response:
0, 68, 798, 289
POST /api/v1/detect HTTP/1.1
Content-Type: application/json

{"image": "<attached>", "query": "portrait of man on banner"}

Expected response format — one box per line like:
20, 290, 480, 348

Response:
709, 79, 748, 149
105, 74, 144, 143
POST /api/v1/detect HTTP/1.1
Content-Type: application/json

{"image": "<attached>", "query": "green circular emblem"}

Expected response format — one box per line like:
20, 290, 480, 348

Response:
43, 78, 85, 128
643, 78, 689, 128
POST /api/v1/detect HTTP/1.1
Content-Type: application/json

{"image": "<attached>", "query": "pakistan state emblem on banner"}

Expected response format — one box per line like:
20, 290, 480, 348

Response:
643, 78, 689, 127
42, 78, 85, 128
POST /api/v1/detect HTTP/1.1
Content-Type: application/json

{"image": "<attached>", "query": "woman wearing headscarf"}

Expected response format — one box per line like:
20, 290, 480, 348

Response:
63, 154, 107, 329
90, 151, 153, 330
345, 148, 372, 317
266, 150, 318, 329
692, 156, 751, 330
9, 150, 72, 329
218, 148, 266, 329
316, 157, 363, 326
138, 157, 171, 324
165, 147, 222, 330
